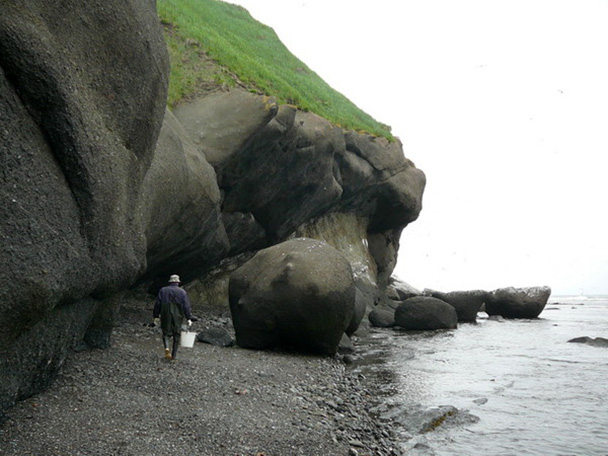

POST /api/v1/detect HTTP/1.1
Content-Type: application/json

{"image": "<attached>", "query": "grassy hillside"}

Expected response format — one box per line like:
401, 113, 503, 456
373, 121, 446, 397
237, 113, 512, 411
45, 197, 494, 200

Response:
157, 0, 393, 139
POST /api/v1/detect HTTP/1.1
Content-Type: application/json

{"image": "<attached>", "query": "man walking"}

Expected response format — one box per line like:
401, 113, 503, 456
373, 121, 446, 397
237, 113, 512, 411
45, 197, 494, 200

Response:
153, 274, 194, 361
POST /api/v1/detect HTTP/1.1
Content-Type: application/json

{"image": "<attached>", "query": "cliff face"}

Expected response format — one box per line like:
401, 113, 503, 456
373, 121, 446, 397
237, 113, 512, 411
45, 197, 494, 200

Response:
0, 0, 170, 419
0, 2, 425, 419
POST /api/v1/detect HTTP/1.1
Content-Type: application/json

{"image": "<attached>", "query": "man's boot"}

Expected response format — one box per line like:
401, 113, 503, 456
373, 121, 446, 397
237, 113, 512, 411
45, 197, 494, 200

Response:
171, 335, 180, 361
163, 336, 172, 360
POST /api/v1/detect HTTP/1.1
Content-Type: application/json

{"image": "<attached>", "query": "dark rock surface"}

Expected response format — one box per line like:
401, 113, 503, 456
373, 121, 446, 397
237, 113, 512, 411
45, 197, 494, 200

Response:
197, 327, 235, 347
177, 91, 425, 289
369, 306, 396, 328
229, 238, 356, 355
425, 289, 489, 322
0, 1, 425, 420
174, 89, 279, 170
394, 297, 458, 331
568, 336, 608, 347
339, 131, 425, 233
387, 277, 422, 301
346, 288, 368, 336
485, 286, 551, 319
142, 109, 229, 283
200, 105, 344, 242
338, 333, 356, 355
0, 0, 169, 420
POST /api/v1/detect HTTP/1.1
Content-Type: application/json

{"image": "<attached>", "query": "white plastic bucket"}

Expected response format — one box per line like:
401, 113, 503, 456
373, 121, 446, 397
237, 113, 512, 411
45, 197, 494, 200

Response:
180, 331, 197, 348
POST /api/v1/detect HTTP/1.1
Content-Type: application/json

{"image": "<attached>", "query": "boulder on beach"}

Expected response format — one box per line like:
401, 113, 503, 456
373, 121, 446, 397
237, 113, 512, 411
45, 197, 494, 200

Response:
345, 288, 367, 336
394, 296, 458, 331
368, 306, 396, 328
228, 238, 355, 355
387, 277, 421, 301
568, 336, 608, 347
197, 327, 235, 347
338, 333, 356, 354
485, 286, 551, 319
424, 289, 489, 322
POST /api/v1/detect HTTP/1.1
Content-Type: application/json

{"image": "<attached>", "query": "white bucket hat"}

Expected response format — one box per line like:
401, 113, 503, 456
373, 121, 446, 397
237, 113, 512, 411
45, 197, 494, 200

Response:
169, 274, 180, 283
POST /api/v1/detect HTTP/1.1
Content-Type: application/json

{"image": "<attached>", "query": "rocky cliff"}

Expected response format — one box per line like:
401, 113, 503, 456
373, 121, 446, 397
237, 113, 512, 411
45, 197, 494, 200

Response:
0, 0, 425, 420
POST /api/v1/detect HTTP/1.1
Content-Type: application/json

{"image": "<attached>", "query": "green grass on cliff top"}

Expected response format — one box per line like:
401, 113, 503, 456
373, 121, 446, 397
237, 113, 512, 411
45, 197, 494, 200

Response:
157, 0, 393, 139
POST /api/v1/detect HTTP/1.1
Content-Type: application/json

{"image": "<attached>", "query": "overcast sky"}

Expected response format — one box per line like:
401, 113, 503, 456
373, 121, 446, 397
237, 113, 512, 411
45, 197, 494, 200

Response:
227, 0, 608, 296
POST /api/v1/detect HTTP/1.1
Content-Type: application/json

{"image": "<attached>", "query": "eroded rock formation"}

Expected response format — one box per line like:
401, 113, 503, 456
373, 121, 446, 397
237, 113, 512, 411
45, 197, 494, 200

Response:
485, 286, 551, 319
394, 296, 458, 331
229, 238, 355, 355
424, 289, 489, 322
0, 0, 169, 419
0, 2, 425, 419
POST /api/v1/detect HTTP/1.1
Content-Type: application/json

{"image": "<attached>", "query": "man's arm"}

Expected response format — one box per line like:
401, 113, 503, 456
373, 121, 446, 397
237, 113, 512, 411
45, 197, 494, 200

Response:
182, 291, 193, 320
153, 289, 163, 318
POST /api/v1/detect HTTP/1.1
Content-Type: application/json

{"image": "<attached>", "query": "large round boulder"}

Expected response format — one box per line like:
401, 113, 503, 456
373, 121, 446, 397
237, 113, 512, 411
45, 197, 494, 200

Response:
368, 306, 396, 328
424, 289, 489, 322
345, 288, 367, 336
485, 286, 551, 319
228, 238, 355, 355
394, 297, 458, 331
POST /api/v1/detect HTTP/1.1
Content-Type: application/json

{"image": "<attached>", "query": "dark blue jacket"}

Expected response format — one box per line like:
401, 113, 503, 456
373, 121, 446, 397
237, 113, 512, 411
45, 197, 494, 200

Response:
153, 283, 193, 320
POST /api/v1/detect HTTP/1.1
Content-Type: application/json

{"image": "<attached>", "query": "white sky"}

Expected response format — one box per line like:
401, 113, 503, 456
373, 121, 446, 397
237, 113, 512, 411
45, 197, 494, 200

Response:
226, 0, 608, 296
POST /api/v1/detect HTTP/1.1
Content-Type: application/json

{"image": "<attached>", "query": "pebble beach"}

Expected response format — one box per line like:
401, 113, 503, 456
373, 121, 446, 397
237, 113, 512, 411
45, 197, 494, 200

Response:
0, 295, 402, 456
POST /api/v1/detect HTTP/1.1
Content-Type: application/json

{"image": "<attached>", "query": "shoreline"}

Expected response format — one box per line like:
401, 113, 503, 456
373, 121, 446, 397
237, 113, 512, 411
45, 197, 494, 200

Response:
0, 296, 403, 456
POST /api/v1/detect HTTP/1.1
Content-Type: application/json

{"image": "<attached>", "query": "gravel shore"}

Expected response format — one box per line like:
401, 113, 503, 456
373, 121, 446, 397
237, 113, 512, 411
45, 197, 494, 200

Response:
0, 295, 403, 456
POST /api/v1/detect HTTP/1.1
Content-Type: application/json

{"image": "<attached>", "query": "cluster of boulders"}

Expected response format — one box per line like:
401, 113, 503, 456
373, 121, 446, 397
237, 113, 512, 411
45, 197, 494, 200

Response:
1, 0, 426, 418
369, 281, 551, 331
221, 235, 551, 354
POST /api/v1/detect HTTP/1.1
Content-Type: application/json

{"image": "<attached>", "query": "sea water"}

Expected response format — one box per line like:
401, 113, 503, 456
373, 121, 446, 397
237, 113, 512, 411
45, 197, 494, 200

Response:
355, 296, 608, 456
